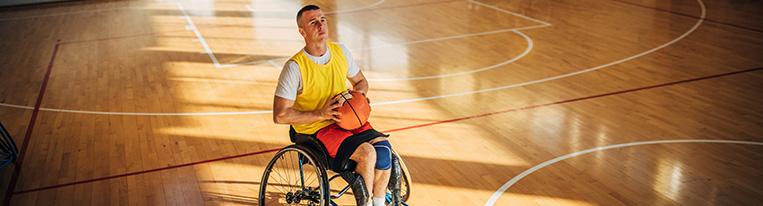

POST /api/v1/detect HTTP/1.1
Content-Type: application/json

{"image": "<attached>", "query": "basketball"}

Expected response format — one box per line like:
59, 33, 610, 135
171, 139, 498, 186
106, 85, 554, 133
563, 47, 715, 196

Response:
336, 90, 371, 130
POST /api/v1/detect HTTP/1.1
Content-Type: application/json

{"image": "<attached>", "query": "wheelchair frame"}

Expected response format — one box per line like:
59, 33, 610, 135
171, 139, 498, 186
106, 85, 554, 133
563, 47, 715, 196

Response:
258, 141, 411, 206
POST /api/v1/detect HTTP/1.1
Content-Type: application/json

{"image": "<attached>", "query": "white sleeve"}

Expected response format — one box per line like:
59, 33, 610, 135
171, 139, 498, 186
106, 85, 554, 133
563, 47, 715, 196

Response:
340, 43, 360, 77
274, 60, 302, 101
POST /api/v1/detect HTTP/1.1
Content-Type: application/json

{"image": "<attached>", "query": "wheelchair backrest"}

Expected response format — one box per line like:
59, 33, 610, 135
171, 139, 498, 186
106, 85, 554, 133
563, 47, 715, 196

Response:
289, 126, 330, 162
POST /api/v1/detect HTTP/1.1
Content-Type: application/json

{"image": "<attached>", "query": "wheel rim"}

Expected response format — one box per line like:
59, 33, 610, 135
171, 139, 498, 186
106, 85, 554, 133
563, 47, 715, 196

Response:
393, 150, 411, 202
260, 147, 327, 206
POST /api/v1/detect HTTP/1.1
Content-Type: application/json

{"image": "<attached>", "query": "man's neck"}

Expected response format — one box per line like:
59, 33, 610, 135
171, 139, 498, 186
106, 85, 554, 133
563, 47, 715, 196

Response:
304, 41, 327, 57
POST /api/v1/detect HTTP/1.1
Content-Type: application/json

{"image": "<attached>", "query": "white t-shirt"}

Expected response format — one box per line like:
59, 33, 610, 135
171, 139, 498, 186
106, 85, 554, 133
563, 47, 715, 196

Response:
275, 43, 360, 100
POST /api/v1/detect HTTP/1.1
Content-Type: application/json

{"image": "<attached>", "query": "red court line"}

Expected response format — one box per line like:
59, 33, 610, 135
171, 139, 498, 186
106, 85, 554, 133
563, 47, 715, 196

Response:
385, 67, 763, 133
611, 0, 763, 33
3, 41, 60, 206
12, 66, 763, 195
13, 148, 280, 194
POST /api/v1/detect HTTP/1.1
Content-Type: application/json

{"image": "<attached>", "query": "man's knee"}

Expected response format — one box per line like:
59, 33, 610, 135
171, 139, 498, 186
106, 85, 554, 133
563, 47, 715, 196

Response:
351, 143, 376, 162
373, 140, 392, 170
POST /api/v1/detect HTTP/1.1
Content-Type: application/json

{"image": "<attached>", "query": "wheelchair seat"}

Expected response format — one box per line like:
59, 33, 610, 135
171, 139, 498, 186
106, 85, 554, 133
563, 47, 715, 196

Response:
289, 126, 389, 172
289, 126, 356, 172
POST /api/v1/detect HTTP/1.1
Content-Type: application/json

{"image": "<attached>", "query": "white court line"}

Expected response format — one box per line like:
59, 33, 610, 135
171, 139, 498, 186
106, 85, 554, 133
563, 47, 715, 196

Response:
469, 0, 551, 26
176, 2, 222, 68
325, 0, 386, 14
484, 138, 763, 205
376, 0, 706, 105
244, 0, 385, 14
225, 0, 386, 69
0, 15, 547, 116
10, 29, 534, 116
485, 0, 707, 204
0, 103, 34, 110
216, 23, 550, 71
221, 0, 547, 69
0, 0, 702, 116
371, 29, 534, 82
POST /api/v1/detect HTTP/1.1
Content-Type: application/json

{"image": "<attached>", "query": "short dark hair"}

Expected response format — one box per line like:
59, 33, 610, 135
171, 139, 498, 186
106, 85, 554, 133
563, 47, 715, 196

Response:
296, 5, 321, 24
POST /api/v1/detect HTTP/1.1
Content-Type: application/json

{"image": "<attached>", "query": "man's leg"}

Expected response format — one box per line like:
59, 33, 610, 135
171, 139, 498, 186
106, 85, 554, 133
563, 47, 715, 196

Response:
373, 169, 391, 199
350, 142, 376, 199
371, 140, 393, 205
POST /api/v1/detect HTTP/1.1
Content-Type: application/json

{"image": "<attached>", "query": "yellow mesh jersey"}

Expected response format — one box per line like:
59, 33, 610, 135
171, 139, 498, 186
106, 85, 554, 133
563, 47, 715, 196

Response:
291, 42, 349, 134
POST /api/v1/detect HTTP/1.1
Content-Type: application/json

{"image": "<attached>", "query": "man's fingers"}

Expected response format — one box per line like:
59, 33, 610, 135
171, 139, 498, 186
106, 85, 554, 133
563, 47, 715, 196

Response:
329, 102, 341, 109
332, 94, 344, 102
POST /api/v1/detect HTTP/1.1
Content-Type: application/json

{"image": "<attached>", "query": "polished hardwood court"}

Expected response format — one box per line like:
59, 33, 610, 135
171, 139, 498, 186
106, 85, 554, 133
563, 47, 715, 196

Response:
0, 0, 762, 205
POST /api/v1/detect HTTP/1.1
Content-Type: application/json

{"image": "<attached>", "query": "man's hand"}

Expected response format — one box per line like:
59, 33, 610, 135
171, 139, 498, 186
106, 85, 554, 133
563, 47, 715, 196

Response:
348, 88, 369, 101
315, 95, 343, 122
273, 96, 342, 124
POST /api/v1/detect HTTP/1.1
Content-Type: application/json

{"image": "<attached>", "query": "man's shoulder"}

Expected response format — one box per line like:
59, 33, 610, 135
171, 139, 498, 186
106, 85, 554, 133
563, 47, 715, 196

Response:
283, 60, 300, 71
329, 41, 349, 49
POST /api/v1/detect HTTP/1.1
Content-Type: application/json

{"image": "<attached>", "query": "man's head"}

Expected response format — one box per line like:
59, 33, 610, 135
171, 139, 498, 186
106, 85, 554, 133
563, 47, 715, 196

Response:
296, 5, 328, 43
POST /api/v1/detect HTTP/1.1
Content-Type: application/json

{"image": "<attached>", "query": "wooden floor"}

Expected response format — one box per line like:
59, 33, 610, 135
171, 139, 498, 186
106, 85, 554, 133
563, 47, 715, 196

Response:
1, 0, 762, 205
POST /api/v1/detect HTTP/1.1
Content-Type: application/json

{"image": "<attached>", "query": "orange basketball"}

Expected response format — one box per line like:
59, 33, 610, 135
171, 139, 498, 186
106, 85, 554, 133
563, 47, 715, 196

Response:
336, 90, 371, 130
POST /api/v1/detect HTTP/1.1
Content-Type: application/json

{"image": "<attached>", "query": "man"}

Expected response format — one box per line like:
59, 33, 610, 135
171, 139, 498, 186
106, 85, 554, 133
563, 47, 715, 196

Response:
272, 5, 393, 206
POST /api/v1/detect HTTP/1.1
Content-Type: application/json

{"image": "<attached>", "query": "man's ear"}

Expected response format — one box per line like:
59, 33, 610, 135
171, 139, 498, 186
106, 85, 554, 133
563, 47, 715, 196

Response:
298, 27, 306, 38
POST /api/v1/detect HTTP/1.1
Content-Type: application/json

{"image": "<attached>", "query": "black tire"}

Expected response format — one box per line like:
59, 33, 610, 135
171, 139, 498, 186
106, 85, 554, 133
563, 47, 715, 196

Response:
0, 123, 19, 168
392, 150, 411, 202
259, 145, 330, 206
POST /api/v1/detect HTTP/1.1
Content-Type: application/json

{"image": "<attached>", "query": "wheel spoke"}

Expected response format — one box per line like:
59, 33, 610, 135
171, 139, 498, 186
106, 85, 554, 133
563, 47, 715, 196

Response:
261, 148, 326, 206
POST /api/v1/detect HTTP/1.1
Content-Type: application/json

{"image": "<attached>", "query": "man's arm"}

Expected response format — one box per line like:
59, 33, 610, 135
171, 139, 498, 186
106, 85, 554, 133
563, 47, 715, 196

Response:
273, 60, 343, 124
341, 43, 368, 95
273, 95, 342, 124
348, 70, 369, 95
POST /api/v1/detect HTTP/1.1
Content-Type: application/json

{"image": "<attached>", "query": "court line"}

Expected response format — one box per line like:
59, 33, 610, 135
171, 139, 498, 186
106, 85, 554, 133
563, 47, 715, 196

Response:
216, 24, 548, 70
2, 41, 60, 206
327, 0, 384, 14
13, 66, 762, 195
233, 0, 387, 69
0, 0, 703, 115
383, 67, 763, 132
611, 0, 763, 34
0, 24, 547, 116
0, 0, 551, 113
375, 0, 707, 106
484, 139, 763, 205
1, 0, 741, 197
12, 148, 280, 195
176, 2, 221, 68
469, 0, 551, 26
0, 103, 33, 110
223, 0, 544, 69
369, 29, 535, 82
244, 0, 385, 14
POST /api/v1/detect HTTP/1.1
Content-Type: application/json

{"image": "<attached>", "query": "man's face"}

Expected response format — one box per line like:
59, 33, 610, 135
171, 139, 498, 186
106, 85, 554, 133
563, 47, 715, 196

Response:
298, 9, 329, 43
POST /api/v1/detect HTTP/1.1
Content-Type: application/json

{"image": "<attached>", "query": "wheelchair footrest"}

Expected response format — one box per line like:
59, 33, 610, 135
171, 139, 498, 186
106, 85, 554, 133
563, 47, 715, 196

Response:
385, 192, 409, 206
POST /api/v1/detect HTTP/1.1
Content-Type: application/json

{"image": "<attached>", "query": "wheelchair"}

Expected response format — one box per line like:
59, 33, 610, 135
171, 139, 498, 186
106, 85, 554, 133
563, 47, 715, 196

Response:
259, 127, 411, 206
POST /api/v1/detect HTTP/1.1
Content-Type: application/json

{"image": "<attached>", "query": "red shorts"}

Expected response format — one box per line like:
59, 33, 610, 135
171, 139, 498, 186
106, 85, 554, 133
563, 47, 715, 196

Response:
316, 122, 374, 158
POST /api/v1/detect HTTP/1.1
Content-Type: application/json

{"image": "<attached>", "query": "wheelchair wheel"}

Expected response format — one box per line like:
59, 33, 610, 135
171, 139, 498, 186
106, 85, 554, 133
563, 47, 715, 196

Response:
259, 145, 330, 206
392, 149, 411, 202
